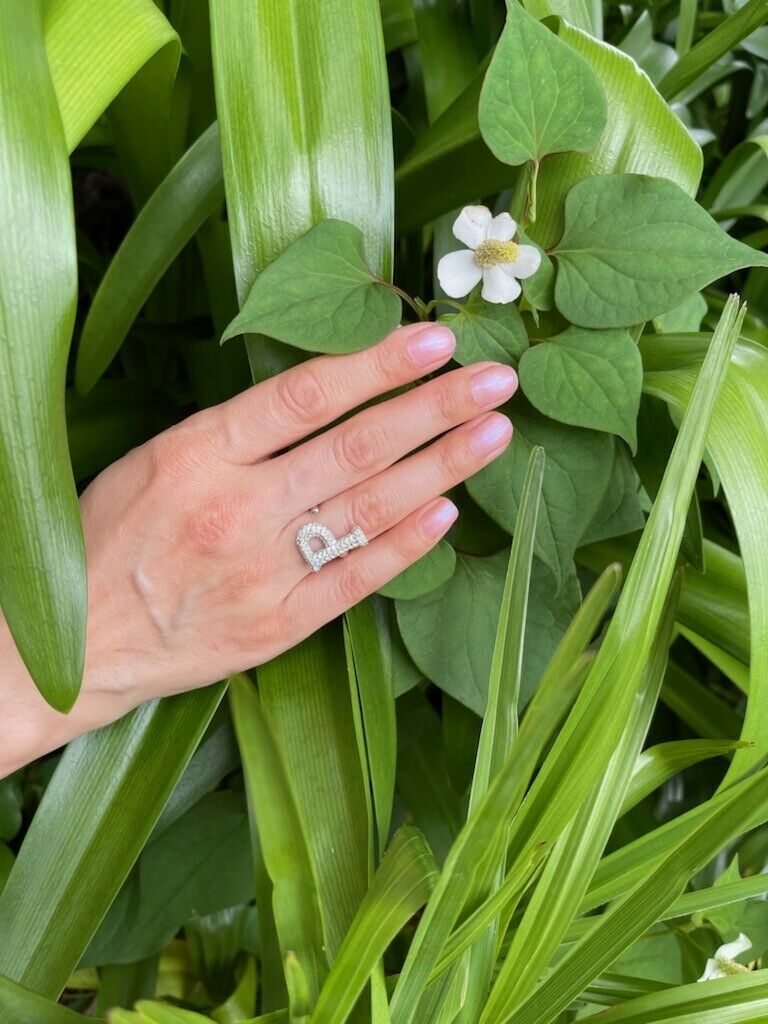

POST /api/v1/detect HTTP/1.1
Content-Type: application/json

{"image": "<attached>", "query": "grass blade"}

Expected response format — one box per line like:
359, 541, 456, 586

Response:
0, 974, 104, 1024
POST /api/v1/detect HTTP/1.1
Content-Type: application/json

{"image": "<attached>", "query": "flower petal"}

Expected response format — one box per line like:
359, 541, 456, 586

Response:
452, 205, 492, 248
507, 244, 543, 279
716, 934, 752, 961
698, 959, 725, 982
438, 249, 483, 298
486, 212, 517, 242
481, 266, 521, 304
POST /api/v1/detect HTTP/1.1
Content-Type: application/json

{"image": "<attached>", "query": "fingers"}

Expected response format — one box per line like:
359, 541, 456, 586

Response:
280, 497, 459, 633
213, 322, 457, 463
289, 411, 513, 549
270, 360, 518, 515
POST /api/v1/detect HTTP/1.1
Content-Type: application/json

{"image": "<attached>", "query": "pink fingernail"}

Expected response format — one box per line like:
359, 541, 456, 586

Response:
419, 497, 459, 539
471, 364, 518, 406
406, 325, 456, 367
469, 413, 513, 456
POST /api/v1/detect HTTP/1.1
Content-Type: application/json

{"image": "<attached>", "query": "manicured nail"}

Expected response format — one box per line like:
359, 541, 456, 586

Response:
469, 412, 513, 456
470, 364, 518, 406
406, 325, 456, 367
419, 497, 459, 539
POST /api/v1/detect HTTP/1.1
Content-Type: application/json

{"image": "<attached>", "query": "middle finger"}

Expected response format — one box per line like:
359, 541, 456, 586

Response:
268, 360, 518, 515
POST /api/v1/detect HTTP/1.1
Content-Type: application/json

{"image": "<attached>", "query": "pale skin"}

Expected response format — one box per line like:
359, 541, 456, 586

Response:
0, 322, 517, 778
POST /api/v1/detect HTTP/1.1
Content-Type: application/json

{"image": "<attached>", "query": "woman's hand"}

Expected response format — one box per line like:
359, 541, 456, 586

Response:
0, 323, 517, 774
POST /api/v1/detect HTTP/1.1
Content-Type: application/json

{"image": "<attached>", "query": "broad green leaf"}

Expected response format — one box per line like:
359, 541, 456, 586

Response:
44, 0, 178, 153
220, 220, 401, 355
659, 0, 768, 99
620, 10, 678, 85
83, 792, 253, 965
653, 292, 708, 333
642, 332, 768, 781
378, 542, 456, 599
0, 0, 84, 710
467, 406, 613, 582
521, 0, 602, 36
257, 629, 370, 960
396, 552, 580, 714
210, 0, 393, 379
345, 599, 397, 853
554, 175, 768, 328
0, 688, 224, 1008
76, 124, 225, 394
229, 674, 327, 1006
0, 974, 104, 1024
439, 295, 527, 365
309, 828, 437, 1024
519, 327, 642, 449
110, 1004, 211, 1024
479, 3, 606, 166
594, 971, 768, 1023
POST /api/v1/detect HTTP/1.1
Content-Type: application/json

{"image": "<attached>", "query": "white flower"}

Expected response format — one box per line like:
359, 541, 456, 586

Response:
698, 933, 752, 981
437, 205, 542, 305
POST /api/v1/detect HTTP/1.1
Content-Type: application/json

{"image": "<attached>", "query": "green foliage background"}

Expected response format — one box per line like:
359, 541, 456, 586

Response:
2, 0, 768, 1022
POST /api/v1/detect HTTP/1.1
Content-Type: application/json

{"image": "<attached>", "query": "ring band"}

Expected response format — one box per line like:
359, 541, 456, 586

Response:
297, 521, 368, 572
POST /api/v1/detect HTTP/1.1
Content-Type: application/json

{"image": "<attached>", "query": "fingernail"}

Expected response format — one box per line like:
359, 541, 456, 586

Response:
471, 364, 518, 406
406, 325, 456, 367
469, 413, 513, 456
419, 497, 459, 539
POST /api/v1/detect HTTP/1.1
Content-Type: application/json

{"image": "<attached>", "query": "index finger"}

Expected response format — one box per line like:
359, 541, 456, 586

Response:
212, 322, 456, 463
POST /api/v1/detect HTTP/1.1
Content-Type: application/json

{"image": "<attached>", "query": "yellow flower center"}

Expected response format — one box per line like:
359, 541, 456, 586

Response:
474, 239, 520, 268
717, 959, 751, 976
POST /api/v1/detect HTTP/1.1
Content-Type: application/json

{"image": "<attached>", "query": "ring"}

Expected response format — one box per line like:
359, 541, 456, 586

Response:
296, 521, 368, 572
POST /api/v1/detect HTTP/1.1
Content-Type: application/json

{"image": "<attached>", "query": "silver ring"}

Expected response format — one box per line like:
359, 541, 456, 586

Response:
296, 521, 368, 572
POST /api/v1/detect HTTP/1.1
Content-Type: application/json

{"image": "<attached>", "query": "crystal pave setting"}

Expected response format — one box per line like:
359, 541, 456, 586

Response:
296, 522, 368, 572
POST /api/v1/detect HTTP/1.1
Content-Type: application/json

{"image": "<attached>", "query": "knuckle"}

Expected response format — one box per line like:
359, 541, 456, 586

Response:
186, 497, 240, 555
372, 334, 409, 381
276, 364, 330, 425
148, 429, 194, 482
335, 559, 372, 606
333, 421, 382, 475
349, 487, 389, 535
431, 378, 464, 423
439, 435, 472, 479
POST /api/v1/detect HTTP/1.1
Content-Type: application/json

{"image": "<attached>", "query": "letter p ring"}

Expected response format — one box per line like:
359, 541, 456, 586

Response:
296, 518, 369, 572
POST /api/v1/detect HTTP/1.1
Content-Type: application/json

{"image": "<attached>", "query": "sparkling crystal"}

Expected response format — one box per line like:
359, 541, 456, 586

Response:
296, 522, 368, 572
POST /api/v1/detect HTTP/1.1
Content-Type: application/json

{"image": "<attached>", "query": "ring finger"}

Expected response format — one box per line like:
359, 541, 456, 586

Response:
288, 409, 513, 578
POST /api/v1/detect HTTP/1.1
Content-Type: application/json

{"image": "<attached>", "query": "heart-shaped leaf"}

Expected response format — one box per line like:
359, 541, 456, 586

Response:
221, 219, 402, 353
396, 551, 580, 714
466, 405, 614, 583
439, 295, 527, 365
478, 2, 607, 166
554, 174, 768, 327
519, 326, 642, 449
378, 541, 457, 600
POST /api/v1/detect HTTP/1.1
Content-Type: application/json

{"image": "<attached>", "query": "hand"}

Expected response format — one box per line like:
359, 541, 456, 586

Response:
0, 323, 517, 773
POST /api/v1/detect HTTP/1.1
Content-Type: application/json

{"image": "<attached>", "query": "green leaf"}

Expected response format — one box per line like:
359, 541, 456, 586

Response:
378, 542, 456, 599
229, 674, 328, 1007
220, 220, 401, 355
110, 1004, 211, 1024
0, 778, 22, 844
554, 175, 768, 328
76, 123, 225, 394
467, 406, 613, 582
593, 971, 768, 1023
521, 0, 602, 36
642, 331, 768, 781
0, 687, 224, 1008
0, 974, 104, 1024
580, 441, 645, 547
396, 551, 580, 714
479, 3, 606, 166
519, 327, 642, 449
619, 10, 677, 85
0, 0, 84, 710
309, 827, 437, 1024
439, 295, 527, 365
83, 792, 253, 965
44, 0, 178, 153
